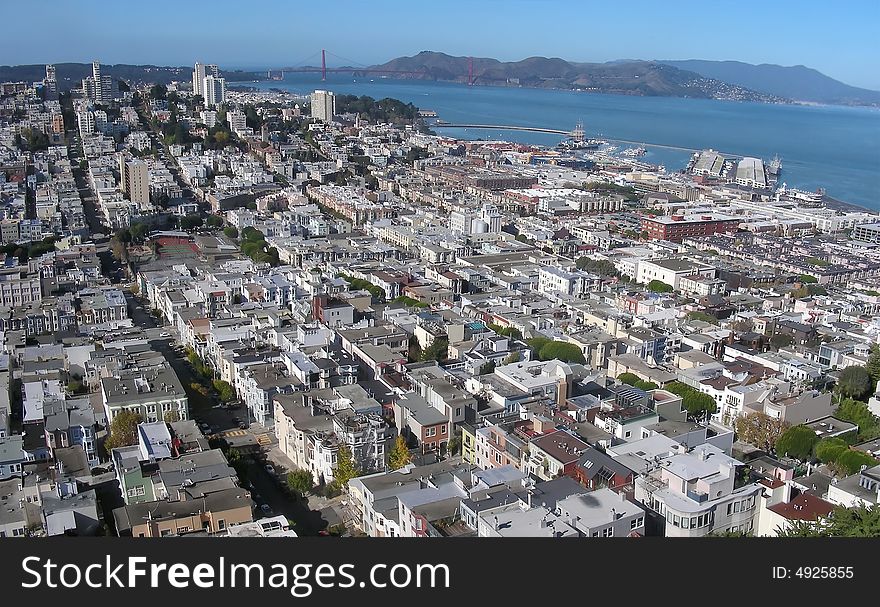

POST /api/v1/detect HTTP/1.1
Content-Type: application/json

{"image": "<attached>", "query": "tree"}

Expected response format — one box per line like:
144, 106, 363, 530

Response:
212, 380, 236, 403
797, 274, 818, 284
163, 410, 181, 423
866, 345, 880, 385
664, 381, 717, 417
180, 214, 204, 230
537, 341, 586, 364
420, 337, 449, 362
814, 437, 849, 463
287, 469, 314, 496
835, 397, 879, 440
647, 280, 673, 293
150, 84, 167, 100
778, 505, 880, 537
479, 360, 497, 375
206, 215, 224, 228
769, 334, 794, 350
775, 425, 819, 461
734, 411, 789, 452
504, 351, 521, 365
104, 410, 143, 450
223, 226, 239, 239
616, 372, 657, 391
388, 435, 411, 471
241, 226, 264, 242
331, 444, 360, 491
837, 366, 873, 401
67, 380, 87, 395
832, 450, 878, 476
129, 222, 149, 243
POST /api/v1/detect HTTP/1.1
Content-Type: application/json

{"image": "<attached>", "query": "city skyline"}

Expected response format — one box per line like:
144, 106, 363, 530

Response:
2, 0, 879, 90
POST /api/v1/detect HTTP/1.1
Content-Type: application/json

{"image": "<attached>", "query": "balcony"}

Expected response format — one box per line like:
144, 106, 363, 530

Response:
686, 489, 709, 503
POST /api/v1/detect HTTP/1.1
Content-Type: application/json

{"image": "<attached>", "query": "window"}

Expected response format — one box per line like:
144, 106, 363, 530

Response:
624, 431, 631, 438
601, 527, 613, 537
426, 427, 436, 438
177, 526, 190, 534
218, 520, 225, 530
441, 426, 447, 434
682, 517, 689, 529
631, 517, 643, 530
592, 531, 599, 537
734, 502, 741, 513
727, 503, 733, 516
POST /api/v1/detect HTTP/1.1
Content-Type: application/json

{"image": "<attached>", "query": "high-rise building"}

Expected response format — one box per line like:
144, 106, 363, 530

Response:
193, 63, 220, 98
44, 65, 57, 97
203, 75, 226, 108
83, 61, 112, 104
77, 110, 95, 135
192, 63, 206, 97
119, 156, 150, 206
227, 109, 247, 133
310, 90, 335, 122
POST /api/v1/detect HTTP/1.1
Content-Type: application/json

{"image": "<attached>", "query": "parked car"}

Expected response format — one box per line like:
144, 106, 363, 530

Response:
260, 504, 272, 514
239, 422, 248, 430
264, 464, 275, 476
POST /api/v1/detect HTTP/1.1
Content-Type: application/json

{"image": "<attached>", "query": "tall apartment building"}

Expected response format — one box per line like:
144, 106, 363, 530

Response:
77, 110, 95, 136
203, 75, 226, 108
82, 61, 112, 104
227, 109, 247, 133
44, 64, 57, 97
310, 89, 335, 122
119, 156, 150, 206
192, 62, 219, 97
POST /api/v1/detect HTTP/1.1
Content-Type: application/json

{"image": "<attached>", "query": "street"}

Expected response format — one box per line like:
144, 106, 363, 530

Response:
124, 291, 331, 535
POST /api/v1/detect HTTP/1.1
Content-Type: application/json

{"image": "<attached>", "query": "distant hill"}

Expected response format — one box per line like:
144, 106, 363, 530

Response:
0, 63, 262, 90
660, 60, 880, 106
369, 51, 784, 102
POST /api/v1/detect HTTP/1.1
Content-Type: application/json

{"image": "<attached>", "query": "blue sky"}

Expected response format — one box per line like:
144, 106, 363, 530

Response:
3, 0, 879, 89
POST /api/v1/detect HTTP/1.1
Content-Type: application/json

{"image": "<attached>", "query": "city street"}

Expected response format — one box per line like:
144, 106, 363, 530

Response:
124, 292, 331, 535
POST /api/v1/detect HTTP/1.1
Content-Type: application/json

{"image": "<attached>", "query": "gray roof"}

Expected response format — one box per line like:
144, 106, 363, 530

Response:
113, 487, 251, 533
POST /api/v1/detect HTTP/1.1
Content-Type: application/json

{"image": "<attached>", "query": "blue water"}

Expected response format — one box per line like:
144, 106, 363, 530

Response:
252, 73, 880, 210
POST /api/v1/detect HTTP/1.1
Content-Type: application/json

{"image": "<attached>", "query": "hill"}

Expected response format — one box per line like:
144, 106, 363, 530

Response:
660, 60, 880, 106
369, 51, 783, 102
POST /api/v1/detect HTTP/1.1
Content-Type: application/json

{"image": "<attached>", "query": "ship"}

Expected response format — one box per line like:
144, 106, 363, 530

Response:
621, 146, 647, 157
768, 154, 782, 176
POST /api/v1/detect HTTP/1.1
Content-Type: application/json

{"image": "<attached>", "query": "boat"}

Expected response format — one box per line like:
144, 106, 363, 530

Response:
768, 154, 782, 176
621, 146, 647, 157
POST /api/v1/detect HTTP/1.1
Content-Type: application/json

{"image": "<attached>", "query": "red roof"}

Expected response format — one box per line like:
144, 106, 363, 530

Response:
768, 493, 835, 521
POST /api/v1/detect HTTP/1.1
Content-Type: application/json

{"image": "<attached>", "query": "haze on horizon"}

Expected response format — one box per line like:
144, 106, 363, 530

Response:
3, 0, 879, 90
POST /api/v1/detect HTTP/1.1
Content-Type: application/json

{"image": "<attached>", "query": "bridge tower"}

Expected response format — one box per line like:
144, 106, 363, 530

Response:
321, 49, 326, 81
468, 57, 474, 86
571, 121, 585, 142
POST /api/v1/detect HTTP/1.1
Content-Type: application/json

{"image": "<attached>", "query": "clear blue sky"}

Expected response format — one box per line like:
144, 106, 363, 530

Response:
3, 0, 879, 89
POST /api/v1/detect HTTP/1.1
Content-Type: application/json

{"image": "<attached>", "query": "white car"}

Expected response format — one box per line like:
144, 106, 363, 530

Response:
160, 332, 170, 337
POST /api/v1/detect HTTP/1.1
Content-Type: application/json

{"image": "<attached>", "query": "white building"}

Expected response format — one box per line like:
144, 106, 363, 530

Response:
203, 75, 226, 108
310, 90, 335, 122
193, 63, 219, 98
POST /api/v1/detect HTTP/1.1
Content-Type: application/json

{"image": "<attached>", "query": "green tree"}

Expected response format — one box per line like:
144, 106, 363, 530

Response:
180, 214, 204, 230
814, 437, 849, 464
504, 351, 521, 365
223, 225, 239, 239
105, 410, 143, 450
535, 341, 586, 364
797, 275, 818, 284
420, 337, 449, 362
241, 226, 264, 242
833, 450, 878, 476
479, 360, 497, 375
866, 345, 880, 384
67, 380, 87, 395
770, 334, 794, 350
388, 435, 411, 471
212, 380, 236, 403
163, 410, 181, 423
331, 444, 360, 491
779, 505, 880, 537
647, 280, 673, 293
835, 397, 879, 440
775, 425, 819, 461
836, 366, 873, 401
287, 469, 315, 496
129, 222, 149, 243
150, 84, 167, 100
664, 381, 717, 417
206, 215, 224, 228
734, 411, 789, 452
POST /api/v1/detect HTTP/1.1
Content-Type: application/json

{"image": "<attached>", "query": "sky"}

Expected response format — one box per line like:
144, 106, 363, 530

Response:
2, 0, 879, 89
